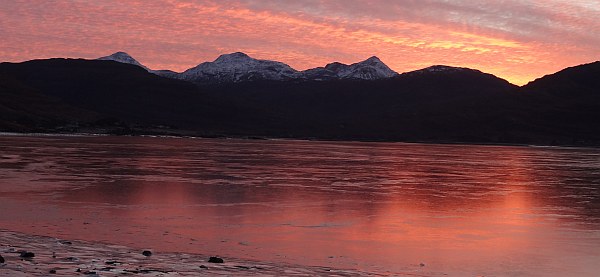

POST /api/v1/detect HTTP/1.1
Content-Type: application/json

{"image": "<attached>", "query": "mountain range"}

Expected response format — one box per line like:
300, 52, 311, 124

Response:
98, 52, 399, 83
1, 52, 599, 146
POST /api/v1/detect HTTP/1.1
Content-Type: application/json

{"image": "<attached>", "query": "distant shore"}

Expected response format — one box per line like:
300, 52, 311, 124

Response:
1, 130, 598, 150
0, 229, 377, 276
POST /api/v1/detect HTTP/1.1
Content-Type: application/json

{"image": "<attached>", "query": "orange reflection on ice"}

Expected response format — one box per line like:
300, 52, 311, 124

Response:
1, 136, 599, 275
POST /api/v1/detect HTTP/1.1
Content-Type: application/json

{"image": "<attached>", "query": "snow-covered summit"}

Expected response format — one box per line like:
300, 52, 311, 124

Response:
410, 65, 476, 74
98, 52, 180, 78
97, 52, 149, 71
337, 56, 398, 79
213, 52, 253, 63
179, 52, 299, 83
302, 56, 398, 80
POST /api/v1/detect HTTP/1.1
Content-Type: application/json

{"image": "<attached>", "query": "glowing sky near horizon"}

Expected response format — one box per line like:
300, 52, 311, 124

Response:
1, 0, 599, 85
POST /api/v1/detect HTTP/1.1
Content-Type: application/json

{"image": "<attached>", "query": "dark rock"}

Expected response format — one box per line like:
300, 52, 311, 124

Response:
19, 251, 35, 258
419, 262, 425, 267
49, 269, 57, 274
142, 250, 152, 257
75, 268, 81, 272
208, 256, 224, 263
83, 271, 97, 275
59, 240, 72, 245
199, 265, 208, 269
105, 260, 118, 265
0, 255, 4, 263
135, 269, 170, 274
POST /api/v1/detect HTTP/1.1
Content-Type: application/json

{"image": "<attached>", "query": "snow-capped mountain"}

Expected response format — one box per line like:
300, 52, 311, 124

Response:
302, 56, 398, 80
301, 62, 352, 81
98, 52, 150, 71
178, 52, 299, 83
97, 51, 399, 83
407, 65, 476, 75
97, 52, 179, 78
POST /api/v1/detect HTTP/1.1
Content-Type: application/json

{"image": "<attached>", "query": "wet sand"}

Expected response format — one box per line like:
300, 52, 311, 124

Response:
0, 230, 387, 277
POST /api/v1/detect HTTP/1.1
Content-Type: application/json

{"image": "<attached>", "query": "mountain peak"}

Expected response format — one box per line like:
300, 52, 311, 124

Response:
341, 56, 398, 79
214, 52, 253, 63
303, 56, 397, 80
180, 52, 298, 83
98, 51, 149, 70
410, 65, 476, 75
111, 51, 132, 57
427, 65, 466, 71
363, 56, 382, 63
406, 64, 479, 74
324, 62, 348, 71
99, 52, 134, 61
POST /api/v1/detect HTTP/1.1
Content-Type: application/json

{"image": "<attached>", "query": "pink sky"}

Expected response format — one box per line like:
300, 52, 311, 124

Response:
1, 0, 599, 85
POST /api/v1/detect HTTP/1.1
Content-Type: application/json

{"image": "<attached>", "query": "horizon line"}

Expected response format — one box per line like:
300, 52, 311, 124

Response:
4, 51, 598, 86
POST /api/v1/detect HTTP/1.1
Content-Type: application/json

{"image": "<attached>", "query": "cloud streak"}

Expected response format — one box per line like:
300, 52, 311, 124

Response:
1, 0, 598, 85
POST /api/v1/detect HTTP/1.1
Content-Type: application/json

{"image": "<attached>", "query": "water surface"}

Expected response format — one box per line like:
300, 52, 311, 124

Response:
1, 135, 599, 276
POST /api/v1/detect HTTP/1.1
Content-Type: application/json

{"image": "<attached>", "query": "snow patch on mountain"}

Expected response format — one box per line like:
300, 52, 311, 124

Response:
410, 65, 476, 74
179, 52, 299, 83
338, 56, 398, 79
98, 52, 150, 71
302, 56, 398, 80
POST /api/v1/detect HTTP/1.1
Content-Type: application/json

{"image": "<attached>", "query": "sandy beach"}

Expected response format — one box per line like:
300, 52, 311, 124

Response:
0, 230, 387, 277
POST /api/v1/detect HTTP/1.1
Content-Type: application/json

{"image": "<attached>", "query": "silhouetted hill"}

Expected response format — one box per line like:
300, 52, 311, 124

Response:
519, 61, 600, 144
1, 58, 599, 145
0, 59, 258, 134
199, 67, 524, 142
0, 72, 99, 132
1, 59, 200, 122
524, 61, 600, 95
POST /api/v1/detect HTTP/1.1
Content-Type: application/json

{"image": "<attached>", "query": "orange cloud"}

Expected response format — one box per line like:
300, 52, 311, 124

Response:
0, 0, 598, 85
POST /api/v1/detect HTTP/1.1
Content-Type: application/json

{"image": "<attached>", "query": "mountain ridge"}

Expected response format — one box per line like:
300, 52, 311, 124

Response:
3, 56, 599, 146
97, 51, 402, 83
95, 51, 518, 85
93, 51, 599, 87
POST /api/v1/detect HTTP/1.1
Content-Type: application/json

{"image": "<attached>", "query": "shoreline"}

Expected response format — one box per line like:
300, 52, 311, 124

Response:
1, 131, 598, 150
0, 229, 383, 276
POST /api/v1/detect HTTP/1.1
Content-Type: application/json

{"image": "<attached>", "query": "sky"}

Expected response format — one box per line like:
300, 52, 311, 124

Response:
1, 0, 599, 85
